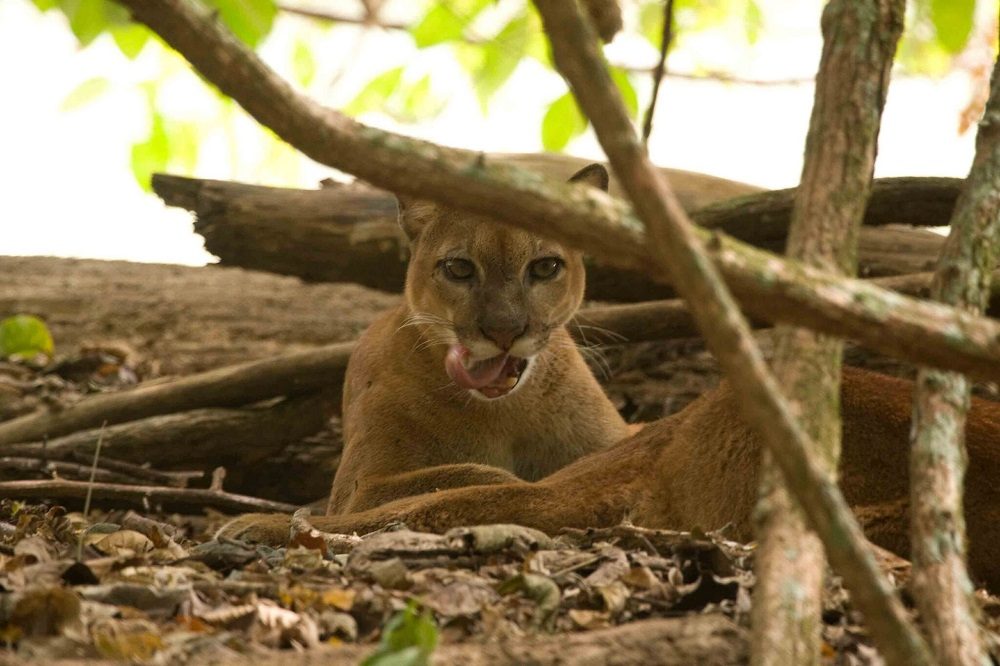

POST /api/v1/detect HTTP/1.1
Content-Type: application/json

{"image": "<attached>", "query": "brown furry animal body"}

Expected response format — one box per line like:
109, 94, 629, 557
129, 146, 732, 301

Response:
220, 164, 1000, 588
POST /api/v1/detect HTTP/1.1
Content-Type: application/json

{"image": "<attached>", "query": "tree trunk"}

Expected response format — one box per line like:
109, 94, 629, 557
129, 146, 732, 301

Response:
531, 0, 929, 663
906, 51, 1000, 666
153, 169, 951, 302
753, 1, 904, 664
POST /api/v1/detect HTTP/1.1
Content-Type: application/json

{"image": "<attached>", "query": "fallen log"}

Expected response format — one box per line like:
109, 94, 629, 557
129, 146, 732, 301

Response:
0, 256, 396, 376
0, 344, 352, 445
0, 392, 340, 501
154, 167, 953, 302
6, 254, 1000, 449
6, 267, 1000, 452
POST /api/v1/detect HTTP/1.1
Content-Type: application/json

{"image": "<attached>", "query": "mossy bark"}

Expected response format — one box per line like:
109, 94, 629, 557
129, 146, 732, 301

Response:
531, 0, 928, 663
752, 1, 903, 664
907, 56, 1000, 666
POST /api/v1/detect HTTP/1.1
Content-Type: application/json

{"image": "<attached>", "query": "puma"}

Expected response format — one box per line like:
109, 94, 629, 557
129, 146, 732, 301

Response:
221, 165, 1000, 589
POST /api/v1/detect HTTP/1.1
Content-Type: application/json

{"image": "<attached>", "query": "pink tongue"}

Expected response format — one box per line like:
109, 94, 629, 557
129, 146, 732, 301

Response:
445, 344, 509, 390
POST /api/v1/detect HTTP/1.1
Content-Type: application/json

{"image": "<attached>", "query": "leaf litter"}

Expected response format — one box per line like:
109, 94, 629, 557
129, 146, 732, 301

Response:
4, 498, 992, 664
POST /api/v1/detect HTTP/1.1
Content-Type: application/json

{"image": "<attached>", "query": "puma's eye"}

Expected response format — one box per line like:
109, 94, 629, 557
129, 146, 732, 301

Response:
442, 258, 476, 281
529, 257, 563, 281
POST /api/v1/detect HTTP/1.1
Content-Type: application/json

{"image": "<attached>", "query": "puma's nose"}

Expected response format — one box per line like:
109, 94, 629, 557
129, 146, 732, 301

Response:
480, 324, 527, 351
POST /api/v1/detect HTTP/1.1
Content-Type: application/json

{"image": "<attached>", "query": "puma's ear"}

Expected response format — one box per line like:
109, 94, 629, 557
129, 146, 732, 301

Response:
396, 195, 439, 242
568, 163, 610, 192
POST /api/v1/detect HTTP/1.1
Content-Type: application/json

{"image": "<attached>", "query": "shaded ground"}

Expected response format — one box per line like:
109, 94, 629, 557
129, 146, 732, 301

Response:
3, 257, 1000, 663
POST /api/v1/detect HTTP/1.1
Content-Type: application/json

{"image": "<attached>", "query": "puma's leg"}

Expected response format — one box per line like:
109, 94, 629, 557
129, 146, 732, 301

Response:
338, 463, 523, 513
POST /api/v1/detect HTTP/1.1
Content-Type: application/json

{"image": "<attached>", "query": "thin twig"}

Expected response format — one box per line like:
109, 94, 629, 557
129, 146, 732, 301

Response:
277, 2, 812, 86
641, 0, 674, 145
1, 479, 299, 514
68, 451, 202, 487
530, 0, 930, 663
278, 3, 406, 30
0, 456, 148, 485
78, 421, 106, 561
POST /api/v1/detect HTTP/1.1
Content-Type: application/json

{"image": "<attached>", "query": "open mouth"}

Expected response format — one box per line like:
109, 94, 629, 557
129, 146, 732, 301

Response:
445, 344, 529, 399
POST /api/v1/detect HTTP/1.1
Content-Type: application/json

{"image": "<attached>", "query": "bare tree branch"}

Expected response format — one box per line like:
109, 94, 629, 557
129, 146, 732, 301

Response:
277, 3, 809, 86
112, 0, 1000, 387
754, 1, 904, 662
907, 54, 1000, 666
641, 0, 675, 145
530, 0, 930, 664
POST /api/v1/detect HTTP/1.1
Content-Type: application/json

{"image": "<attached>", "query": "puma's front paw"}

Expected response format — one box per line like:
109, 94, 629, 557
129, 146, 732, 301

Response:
215, 513, 292, 546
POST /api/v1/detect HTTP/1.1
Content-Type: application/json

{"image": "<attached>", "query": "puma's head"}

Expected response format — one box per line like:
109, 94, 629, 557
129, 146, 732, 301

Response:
396, 163, 608, 400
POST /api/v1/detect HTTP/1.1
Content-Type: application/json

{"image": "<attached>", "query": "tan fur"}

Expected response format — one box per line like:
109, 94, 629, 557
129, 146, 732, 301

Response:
327, 165, 629, 514
219, 164, 1000, 589
222, 368, 1000, 589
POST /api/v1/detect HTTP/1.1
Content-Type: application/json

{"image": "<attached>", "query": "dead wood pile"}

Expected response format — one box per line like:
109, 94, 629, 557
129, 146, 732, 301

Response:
152, 154, 958, 302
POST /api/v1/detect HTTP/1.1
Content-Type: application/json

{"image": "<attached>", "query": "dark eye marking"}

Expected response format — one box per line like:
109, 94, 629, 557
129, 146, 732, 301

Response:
439, 257, 476, 282
528, 256, 564, 281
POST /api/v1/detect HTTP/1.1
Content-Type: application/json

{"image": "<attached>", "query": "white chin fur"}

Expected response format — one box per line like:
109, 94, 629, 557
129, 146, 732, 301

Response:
468, 356, 537, 402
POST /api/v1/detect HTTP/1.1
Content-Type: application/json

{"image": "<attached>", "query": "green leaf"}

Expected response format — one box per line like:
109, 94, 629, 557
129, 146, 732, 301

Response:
203, 0, 277, 48
60, 77, 110, 112
0, 315, 54, 358
638, 1, 663, 48
130, 111, 169, 192
61, 0, 113, 47
362, 601, 438, 666
397, 75, 445, 121
929, 0, 974, 54
111, 23, 151, 59
610, 67, 637, 117
410, 0, 492, 49
345, 66, 404, 116
744, 0, 763, 45
473, 13, 531, 109
31, 0, 59, 11
292, 39, 316, 87
165, 120, 200, 172
541, 92, 587, 152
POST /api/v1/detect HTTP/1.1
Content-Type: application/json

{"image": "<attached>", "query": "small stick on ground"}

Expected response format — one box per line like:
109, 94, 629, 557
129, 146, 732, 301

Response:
78, 422, 106, 560
1, 479, 299, 514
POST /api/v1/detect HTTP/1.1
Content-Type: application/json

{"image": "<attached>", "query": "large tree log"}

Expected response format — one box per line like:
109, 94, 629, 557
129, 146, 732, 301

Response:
0, 392, 340, 501
4, 256, 1000, 382
153, 167, 952, 302
0, 256, 396, 375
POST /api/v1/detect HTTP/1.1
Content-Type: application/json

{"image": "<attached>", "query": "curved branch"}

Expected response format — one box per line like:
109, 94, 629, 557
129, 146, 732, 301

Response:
531, 1, 928, 664
111, 0, 1000, 386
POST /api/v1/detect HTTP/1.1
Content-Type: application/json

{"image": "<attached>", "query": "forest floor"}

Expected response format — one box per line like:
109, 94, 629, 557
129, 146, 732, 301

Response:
2, 258, 999, 664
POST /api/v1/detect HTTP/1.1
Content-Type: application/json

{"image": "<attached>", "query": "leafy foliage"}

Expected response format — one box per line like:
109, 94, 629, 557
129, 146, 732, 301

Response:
0, 315, 54, 358
202, 0, 277, 48
361, 600, 439, 666
28, 0, 993, 192
60, 77, 110, 112
928, 0, 975, 54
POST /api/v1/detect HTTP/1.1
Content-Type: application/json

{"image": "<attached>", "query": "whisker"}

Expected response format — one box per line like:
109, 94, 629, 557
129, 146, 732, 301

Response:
572, 321, 628, 343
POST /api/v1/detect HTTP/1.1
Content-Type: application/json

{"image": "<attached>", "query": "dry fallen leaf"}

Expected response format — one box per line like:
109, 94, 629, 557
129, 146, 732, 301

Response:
93, 530, 154, 558
9, 587, 81, 637
568, 608, 611, 630
91, 618, 163, 661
